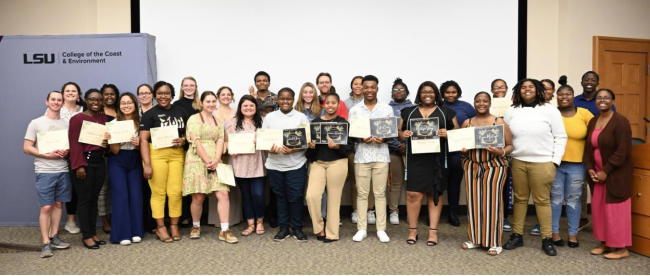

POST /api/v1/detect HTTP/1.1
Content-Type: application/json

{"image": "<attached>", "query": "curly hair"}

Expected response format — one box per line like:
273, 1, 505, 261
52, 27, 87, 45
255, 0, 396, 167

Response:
511, 78, 547, 107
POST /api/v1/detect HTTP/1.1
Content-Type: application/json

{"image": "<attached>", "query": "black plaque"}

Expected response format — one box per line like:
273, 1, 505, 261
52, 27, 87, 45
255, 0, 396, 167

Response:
309, 123, 327, 144
409, 118, 439, 140
322, 123, 348, 145
283, 128, 307, 149
370, 117, 398, 138
474, 125, 505, 148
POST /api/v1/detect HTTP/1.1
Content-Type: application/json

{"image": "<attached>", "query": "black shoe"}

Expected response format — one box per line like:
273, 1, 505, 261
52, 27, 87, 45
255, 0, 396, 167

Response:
448, 213, 460, 227
503, 233, 524, 250
293, 228, 308, 242
553, 238, 565, 246
82, 239, 99, 249
568, 239, 579, 248
273, 228, 290, 242
317, 234, 325, 241
269, 217, 279, 228
102, 228, 111, 234
94, 239, 107, 245
323, 238, 338, 243
542, 238, 558, 256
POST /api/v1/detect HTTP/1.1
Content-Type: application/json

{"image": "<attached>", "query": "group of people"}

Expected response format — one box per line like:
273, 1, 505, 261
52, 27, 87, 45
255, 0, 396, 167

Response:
25, 70, 633, 260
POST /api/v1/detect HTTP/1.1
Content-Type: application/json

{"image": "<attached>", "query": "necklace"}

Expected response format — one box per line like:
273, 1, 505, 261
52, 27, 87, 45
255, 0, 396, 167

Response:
473, 116, 494, 126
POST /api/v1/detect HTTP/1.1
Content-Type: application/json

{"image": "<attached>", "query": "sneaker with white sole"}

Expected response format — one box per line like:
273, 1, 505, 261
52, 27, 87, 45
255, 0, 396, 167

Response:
503, 219, 512, 232
352, 230, 367, 242
49, 235, 70, 249
119, 240, 132, 246
368, 210, 376, 225
530, 223, 541, 236
132, 236, 142, 243
40, 243, 53, 258
389, 211, 399, 225
377, 231, 390, 243
64, 220, 80, 234
351, 210, 358, 224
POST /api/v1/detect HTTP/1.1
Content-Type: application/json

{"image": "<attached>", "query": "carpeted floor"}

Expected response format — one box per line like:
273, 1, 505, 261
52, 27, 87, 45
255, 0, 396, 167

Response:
0, 216, 648, 275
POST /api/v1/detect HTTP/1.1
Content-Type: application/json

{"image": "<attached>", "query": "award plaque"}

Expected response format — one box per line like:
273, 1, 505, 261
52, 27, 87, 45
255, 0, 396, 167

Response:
283, 128, 307, 149
310, 123, 327, 144
409, 118, 439, 140
370, 117, 398, 138
323, 123, 348, 145
474, 125, 505, 148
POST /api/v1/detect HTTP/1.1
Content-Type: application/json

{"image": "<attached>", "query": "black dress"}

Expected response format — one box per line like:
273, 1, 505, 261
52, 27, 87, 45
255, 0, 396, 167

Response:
401, 105, 456, 205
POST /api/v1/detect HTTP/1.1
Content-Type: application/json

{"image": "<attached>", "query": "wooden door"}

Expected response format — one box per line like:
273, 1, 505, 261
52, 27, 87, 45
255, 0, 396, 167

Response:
594, 37, 650, 141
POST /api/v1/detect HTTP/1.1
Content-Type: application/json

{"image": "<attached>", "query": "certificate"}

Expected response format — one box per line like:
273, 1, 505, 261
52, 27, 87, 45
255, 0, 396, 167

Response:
447, 128, 476, 152
283, 128, 307, 149
409, 118, 439, 140
106, 120, 135, 144
474, 125, 505, 149
298, 123, 311, 143
216, 164, 236, 187
227, 133, 255, 154
490, 98, 512, 117
322, 123, 348, 145
36, 129, 69, 154
78, 121, 108, 146
370, 117, 398, 138
256, 128, 283, 150
349, 116, 371, 138
150, 125, 179, 149
411, 139, 440, 154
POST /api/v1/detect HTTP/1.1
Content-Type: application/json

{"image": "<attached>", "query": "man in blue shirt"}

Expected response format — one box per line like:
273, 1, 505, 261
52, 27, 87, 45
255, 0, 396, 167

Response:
574, 71, 616, 115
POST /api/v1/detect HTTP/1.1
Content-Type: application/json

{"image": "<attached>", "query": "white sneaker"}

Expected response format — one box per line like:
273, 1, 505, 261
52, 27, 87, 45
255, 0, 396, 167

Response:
377, 231, 390, 243
368, 210, 376, 225
389, 211, 399, 225
64, 221, 80, 234
132, 236, 142, 243
119, 240, 132, 246
352, 230, 367, 242
339, 219, 343, 226
351, 210, 358, 224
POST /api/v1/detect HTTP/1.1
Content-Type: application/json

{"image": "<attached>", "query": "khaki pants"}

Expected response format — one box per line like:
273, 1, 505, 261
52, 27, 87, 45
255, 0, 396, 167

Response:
355, 162, 388, 231
511, 159, 555, 238
348, 153, 373, 210
388, 154, 405, 212
306, 159, 348, 239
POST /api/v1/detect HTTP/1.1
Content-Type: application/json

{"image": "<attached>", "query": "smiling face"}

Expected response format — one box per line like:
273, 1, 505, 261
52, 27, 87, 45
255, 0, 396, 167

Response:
62, 84, 79, 104
556, 88, 574, 109
392, 84, 407, 102
491, 80, 507, 98
255, 75, 270, 91
182, 79, 196, 98
240, 99, 257, 118
542, 81, 554, 101
419, 86, 436, 106
595, 90, 614, 112
103, 87, 116, 107
352, 78, 363, 97
218, 89, 233, 106
86, 92, 103, 112
119, 94, 136, 116
155, 84, 173, 108
278, 91, 294, 113
302, 86, 315, 104
473, 93, 491, 115
520, 80, 537, 104
443, 86, 458, 103
317, 75, 332, 95
201, 94, 218, 113
324, 96, 339, 115
138, 86, 152, 105
581, 73, 599, 94
46, 92, 63, 112
362, 80, 378, 102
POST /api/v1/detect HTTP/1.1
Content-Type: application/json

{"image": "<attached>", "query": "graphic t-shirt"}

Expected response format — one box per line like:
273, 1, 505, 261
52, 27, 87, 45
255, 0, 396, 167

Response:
24, 116, 69, 173
140, 105, 189, 142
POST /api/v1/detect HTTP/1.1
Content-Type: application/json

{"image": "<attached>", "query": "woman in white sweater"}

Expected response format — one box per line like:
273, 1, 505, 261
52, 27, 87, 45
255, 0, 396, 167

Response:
502, 78, 567, 257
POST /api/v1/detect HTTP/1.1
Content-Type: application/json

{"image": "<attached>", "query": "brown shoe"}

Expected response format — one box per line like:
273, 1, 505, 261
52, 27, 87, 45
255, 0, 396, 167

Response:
190, 226, 201, 239
219, 229, 239, 244
604, 249, 630, 260
241, 224, 255, 236
170, 224, 181, 241
590, 243, 609, 255
256, 219, 265, 235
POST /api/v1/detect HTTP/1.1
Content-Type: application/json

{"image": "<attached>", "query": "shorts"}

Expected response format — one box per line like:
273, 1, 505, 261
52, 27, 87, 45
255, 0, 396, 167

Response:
35, 172, 72, 206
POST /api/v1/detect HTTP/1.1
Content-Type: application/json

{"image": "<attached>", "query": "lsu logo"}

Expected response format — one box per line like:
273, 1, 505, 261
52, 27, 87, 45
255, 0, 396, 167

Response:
23, 53, 55, 64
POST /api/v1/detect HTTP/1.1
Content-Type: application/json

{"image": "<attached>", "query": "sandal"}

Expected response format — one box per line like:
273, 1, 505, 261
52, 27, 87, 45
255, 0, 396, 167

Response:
156, 225, 173, 243
170, 224, 181, 241
406, 228, 418, 245
256, 219, 265, 235
427, 228, 438, 246
462, 241, 481, 249
488, 246, 503, 255
241, 224, 255, 236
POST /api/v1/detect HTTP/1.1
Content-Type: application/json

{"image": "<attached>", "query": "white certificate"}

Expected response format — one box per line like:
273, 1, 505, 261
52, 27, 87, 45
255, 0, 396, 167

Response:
447, 128, 476, 152
216, 163, 237, 186
298, 123, 311, 143
36, 129, 69, 154
150, 126, 179, 149
78, 121, 108, 146
228, 133, 255, 154
349, 116, 371, 138
106, 120, 135, 144
490, 98, 512, 117
255, 128, 283, 150
411, 139, 440, 154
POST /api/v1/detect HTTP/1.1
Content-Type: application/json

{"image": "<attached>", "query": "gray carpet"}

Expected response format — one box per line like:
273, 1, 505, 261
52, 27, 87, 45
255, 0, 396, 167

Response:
1, 216, 648, 275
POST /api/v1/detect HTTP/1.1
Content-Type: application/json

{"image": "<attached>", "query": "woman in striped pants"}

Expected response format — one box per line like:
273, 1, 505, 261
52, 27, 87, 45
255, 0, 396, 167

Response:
460, 92, 513, 255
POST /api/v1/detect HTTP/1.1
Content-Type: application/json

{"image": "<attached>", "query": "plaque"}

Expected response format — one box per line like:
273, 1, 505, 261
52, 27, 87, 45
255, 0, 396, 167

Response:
283, 128, 307, 149
409, 118, 439, 140
474, 125, 505, 148
370, 117, 398, 138
310, 123, 327, 144
322, 123, 348, 145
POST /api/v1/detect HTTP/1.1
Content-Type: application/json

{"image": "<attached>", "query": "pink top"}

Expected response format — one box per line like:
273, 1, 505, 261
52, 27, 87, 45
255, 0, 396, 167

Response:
591, 128, 604, 180
225, 117, 266, 178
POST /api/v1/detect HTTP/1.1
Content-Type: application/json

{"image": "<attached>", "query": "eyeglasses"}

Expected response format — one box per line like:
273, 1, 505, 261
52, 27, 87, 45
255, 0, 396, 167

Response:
120, 101, 135, 105
138, 92, 152, 96
392, 88, 406, 92
86, 98, 102, 103
596, 96, 612, 101
492, 86, 507, 90
157, 92, 172, 96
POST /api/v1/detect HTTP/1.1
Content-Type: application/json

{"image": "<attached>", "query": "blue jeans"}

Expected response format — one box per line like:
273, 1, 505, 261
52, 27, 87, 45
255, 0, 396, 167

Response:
237, 177, 266, 220
551, 162, 584, 235
268, 165, 307, 229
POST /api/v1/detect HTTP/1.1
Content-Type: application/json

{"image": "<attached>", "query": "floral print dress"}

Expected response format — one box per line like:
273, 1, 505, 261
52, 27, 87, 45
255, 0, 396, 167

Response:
182, 113, 228, 195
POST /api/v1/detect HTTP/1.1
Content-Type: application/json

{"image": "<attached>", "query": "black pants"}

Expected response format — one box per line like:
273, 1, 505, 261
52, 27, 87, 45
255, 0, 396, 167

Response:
446, 152, 464, 215
66, 162, 78, 215
72, 151, 106, 239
